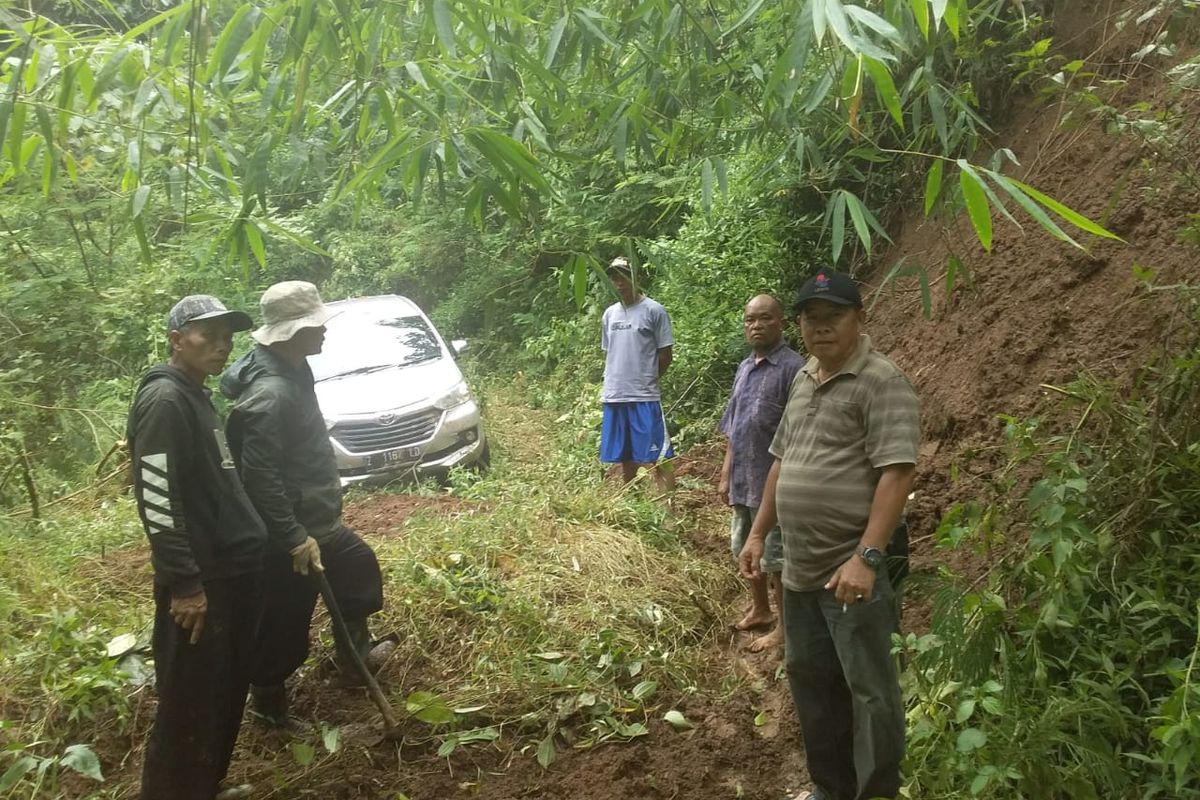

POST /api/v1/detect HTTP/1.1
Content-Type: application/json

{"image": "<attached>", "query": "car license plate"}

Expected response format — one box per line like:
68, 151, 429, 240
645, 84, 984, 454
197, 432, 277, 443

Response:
367, 446, 421, 469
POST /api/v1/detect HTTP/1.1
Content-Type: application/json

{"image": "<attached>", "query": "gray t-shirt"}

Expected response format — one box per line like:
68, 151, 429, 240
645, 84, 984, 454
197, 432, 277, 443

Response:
600, 297, 674, 402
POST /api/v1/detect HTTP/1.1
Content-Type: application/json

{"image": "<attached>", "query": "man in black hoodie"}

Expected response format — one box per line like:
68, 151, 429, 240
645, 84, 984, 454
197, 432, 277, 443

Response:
127, 295, 266, 800
221, 281, 390, 726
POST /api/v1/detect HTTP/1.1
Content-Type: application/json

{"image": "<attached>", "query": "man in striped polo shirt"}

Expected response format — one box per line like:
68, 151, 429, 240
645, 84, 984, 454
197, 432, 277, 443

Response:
739, 270, 919, 800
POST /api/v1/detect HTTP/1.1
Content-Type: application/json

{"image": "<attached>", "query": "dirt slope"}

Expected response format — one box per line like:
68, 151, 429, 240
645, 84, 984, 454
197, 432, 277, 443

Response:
863, 0, 1199, 577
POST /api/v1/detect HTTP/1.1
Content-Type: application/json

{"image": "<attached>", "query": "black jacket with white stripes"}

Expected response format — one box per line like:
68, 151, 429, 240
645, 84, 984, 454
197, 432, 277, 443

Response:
126, 365, 267, 597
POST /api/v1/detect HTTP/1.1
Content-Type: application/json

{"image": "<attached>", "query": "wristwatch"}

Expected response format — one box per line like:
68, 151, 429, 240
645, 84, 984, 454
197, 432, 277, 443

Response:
857, 545, 885, 570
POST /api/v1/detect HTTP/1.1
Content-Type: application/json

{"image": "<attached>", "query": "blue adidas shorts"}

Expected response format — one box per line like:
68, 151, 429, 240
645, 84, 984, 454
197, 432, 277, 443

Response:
600, 402, 675, 464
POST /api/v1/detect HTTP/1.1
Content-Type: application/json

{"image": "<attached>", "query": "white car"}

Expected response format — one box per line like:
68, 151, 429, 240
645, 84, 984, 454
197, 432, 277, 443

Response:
307, 295, 488, 486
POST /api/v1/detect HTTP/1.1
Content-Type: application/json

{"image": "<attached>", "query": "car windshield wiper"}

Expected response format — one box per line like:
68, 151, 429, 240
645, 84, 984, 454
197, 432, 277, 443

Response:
317, 364, 394, 381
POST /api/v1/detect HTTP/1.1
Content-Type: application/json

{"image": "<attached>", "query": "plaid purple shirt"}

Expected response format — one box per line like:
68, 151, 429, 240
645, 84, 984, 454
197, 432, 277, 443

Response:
719, 342, 805, 508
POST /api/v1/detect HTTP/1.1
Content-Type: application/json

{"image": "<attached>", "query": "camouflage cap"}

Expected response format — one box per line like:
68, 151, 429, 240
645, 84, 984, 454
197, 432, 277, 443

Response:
167, 295, 253, 335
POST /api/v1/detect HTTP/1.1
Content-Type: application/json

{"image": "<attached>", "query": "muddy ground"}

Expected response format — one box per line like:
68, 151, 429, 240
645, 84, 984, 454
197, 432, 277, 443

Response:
80, 474, 812, 800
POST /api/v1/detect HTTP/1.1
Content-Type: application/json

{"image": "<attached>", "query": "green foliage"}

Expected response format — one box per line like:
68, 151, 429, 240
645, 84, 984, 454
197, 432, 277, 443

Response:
904, 292, 1200, 799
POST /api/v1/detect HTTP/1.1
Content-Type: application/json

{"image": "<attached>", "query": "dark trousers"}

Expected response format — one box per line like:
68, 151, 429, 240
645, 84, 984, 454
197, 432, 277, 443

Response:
783, 570, 905, 800
252, 525, 383, 687
140, 573, 262, 800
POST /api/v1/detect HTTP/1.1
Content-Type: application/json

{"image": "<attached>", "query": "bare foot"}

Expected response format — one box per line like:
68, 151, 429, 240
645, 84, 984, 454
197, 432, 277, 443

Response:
747, 625, 784, 653
734, 609, 776, 631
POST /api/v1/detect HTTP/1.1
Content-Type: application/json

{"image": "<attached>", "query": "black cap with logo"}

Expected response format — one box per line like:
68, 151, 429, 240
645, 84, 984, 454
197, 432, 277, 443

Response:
792, 270, 863, 312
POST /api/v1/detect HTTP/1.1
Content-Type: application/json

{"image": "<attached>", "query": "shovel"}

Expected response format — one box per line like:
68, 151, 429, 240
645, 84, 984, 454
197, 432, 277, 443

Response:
313, 570, 401, 735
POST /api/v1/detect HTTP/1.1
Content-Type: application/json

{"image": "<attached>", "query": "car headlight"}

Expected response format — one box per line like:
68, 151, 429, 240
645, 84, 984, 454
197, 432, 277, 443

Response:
434, 381, 472, 410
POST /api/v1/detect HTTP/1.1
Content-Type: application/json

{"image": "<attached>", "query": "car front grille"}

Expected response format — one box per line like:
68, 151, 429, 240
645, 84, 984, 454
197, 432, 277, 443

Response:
331, 410, 441, 454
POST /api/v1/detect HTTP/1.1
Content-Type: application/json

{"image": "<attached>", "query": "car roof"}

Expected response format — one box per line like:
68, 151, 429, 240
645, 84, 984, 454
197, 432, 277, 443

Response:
325, 295, 425, 320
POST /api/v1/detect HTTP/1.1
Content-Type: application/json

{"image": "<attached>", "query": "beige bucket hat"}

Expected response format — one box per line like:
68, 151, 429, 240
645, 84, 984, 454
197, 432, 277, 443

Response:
251, 281, 333, 346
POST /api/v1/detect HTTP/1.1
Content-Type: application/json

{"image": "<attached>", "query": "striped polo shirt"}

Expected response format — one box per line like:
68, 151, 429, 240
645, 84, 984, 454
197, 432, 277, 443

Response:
769, 334, 920, 591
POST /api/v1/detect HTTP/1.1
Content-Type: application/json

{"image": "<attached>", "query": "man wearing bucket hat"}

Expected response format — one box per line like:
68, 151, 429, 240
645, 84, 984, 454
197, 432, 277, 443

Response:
221, 281, 392, 727
739, 270, 919, 800
128, 295, 265, 799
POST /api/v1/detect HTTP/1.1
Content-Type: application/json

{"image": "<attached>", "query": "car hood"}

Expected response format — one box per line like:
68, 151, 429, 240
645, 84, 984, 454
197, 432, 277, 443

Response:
313, 356, 463, 418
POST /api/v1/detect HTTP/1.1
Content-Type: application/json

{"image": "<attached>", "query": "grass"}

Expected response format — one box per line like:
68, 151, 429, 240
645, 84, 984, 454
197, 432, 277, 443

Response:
0, 381, 741, 795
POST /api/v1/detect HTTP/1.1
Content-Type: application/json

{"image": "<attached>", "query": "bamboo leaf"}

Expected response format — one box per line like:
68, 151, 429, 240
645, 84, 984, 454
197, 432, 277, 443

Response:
844, 5, 903, 45
958, 162, 992, 252
119, 3, 190, 43
544, 15, 568, 68
573, 253, 588, 308
244, 220, 266, 269
1006, 177, 1125, 242
812, 0, 828, 45
405, 61, 429, 90
863, 57, 903, 128
724, 0, 768, 38
927, 82, 949, 148
910, 0, 930, 38
924, 159, 943, 215
209, 6, 260, 85
989, 172, 1079, 248
89, 46, 129, 104
132, 184, 150, 218
433, 0, 457, 58
574, 9, 618, 49
701, 157, 714, 217
830, 191, 846, 263
843, 190, 873, 254
613, 115, 628, 168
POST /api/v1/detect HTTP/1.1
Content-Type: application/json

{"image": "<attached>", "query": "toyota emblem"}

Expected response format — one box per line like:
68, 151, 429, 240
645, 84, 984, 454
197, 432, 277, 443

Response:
378, 412, 398, 426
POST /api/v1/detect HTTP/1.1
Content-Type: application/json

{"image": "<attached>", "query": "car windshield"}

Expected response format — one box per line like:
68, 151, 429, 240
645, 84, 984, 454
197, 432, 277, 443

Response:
309, 312, 442, 381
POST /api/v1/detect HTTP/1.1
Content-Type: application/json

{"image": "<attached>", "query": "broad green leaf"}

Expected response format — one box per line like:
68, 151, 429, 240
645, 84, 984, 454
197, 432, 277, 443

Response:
958, 163, 992, 251
956, 727, 987, 752
955, 698, 976, 723
322, 725, 341, 753
830, 191, 846, 263
0, 756, 37, 791
663, 710, 693, 730
60, 744, 103, 781
631, 680, 658, 701
291, 742, 315, 766
924, 159, 944, 215
863, 57, 903, 128
406, 690, 455, 725
432, 0, 457, 57
536, 735, 556, 768
1006, 177, 1125, 242
437, 738, 457, 757
944, 0, 961, 38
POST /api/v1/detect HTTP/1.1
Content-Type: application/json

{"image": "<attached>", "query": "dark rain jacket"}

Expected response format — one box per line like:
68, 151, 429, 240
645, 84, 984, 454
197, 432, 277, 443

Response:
126, 365, 267, 597
220, 346, 343, 551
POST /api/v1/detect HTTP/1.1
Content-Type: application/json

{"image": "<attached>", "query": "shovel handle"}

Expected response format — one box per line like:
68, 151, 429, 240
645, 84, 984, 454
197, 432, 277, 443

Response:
313, 570, 400, 730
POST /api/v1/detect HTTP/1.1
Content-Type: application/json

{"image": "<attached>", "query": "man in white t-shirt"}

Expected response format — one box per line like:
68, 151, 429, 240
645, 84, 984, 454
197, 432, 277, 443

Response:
600, 257, 676, 491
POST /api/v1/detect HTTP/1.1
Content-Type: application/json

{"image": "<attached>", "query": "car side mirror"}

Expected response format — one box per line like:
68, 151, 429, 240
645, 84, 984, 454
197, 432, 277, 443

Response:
451, 339, 469, 355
